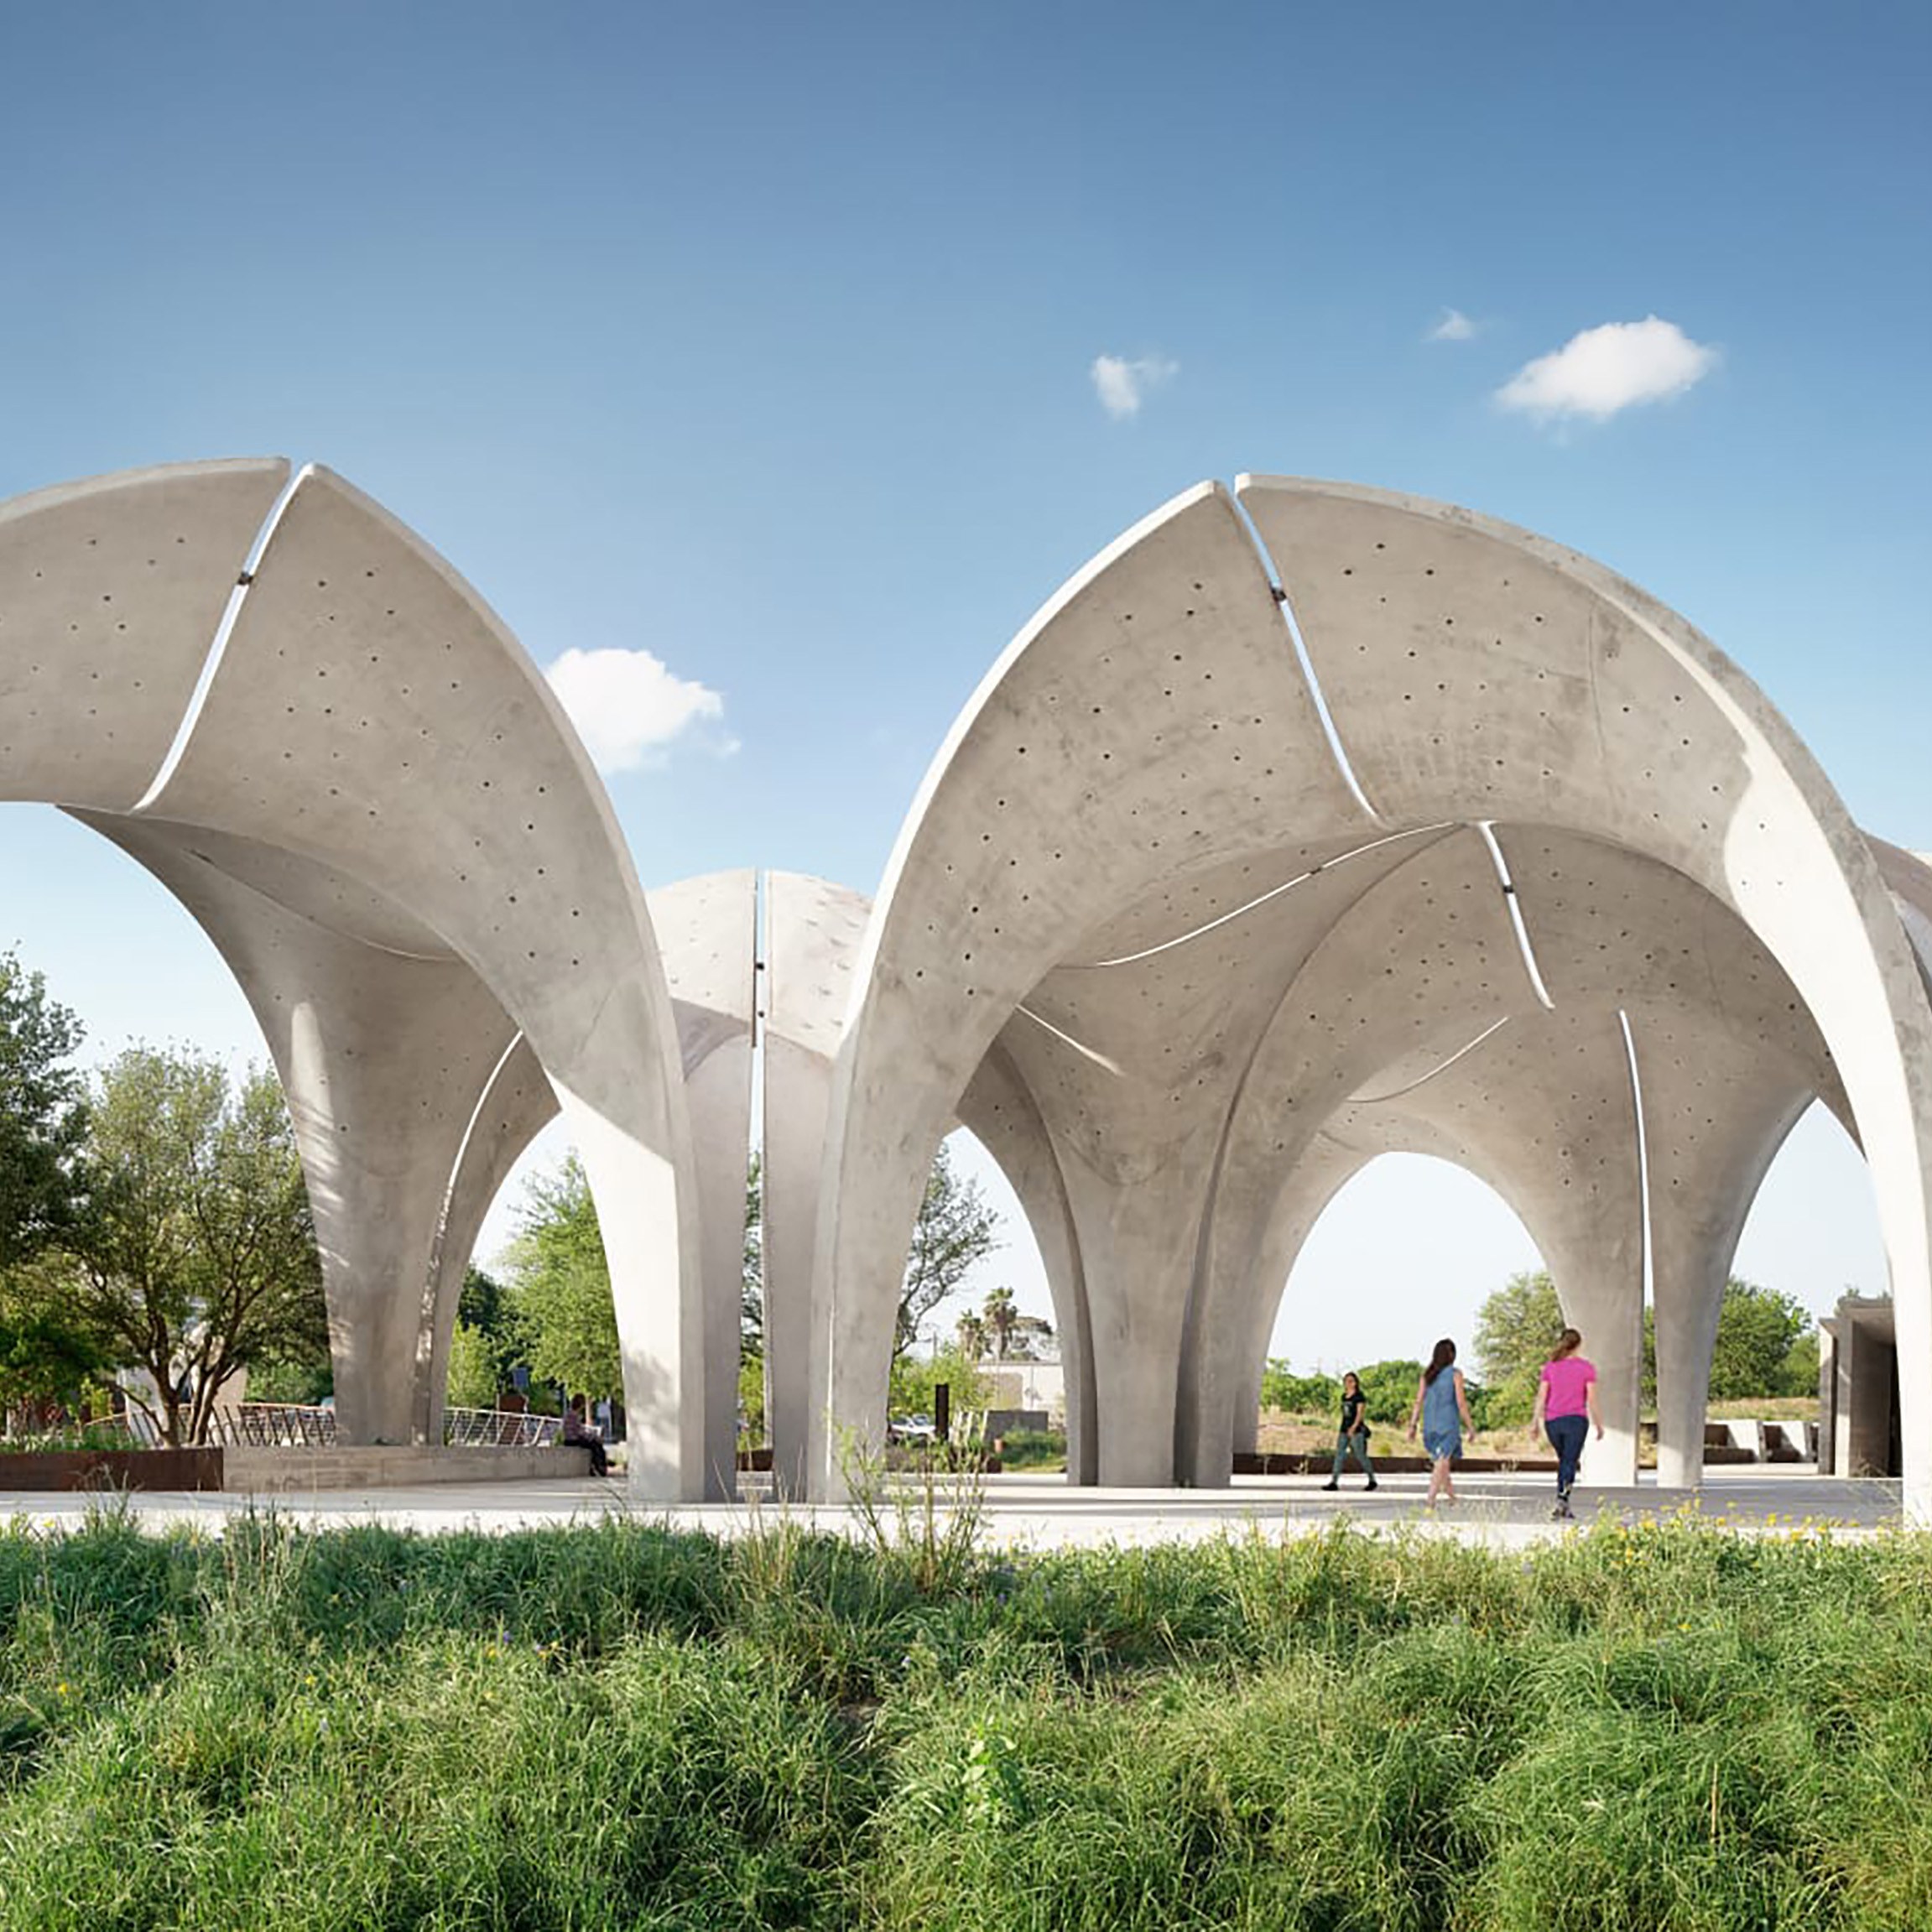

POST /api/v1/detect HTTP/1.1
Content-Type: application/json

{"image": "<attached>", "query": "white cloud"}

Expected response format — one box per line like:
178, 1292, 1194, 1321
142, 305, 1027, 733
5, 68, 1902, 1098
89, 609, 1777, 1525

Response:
1091, 352, 1178, 419
1427, 307, 1476, 342
1496, 315, 1718, 423
544, 646, 726, 774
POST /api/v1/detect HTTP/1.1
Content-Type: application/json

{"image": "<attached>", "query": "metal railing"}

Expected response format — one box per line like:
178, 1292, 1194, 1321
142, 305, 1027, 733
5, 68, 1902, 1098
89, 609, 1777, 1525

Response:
164, 1403, 567, 1451
443, 1407, 561, 1449
206, 1403, 339, 1448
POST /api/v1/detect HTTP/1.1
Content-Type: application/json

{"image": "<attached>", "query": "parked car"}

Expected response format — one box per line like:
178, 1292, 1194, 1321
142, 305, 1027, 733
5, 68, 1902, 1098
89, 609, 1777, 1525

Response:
888, 1414, 938, 1444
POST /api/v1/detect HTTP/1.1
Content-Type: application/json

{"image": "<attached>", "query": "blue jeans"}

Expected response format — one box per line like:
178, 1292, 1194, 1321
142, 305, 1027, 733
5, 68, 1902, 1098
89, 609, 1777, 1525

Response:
1331, 1429, 1374, 1479
1546, 1414, 1588, 1496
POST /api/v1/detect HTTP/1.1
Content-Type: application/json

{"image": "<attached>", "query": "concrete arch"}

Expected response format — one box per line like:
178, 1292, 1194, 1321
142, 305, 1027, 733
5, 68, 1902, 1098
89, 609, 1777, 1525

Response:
955, 1040, 1097, 1483
817, 476, 1932, 1513
1242, 476, 1932, 1511
0, 461, 711, 1498
809, 483, 1377, 1491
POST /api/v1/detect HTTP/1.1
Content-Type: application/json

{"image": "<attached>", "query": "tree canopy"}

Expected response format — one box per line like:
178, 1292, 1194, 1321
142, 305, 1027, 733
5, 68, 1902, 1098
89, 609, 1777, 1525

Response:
503, 1153, 622, 1401
61, 1049, 326, 1444
513, 1138, 1006, 1417
0, 950, 91, 1271
1470, 1268, 1820, 1421
895, 1142, 1000, 1359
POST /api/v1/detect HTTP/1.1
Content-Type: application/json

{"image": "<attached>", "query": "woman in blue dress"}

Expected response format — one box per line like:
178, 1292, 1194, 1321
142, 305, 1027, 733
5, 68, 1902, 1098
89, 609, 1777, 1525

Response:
1406, 1337, 1475, 1508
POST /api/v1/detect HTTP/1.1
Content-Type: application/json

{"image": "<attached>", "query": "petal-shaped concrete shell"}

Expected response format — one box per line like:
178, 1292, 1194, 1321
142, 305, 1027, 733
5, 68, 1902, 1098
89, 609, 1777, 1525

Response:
815, 476, 1932, 1513
2, 461, 712, 1498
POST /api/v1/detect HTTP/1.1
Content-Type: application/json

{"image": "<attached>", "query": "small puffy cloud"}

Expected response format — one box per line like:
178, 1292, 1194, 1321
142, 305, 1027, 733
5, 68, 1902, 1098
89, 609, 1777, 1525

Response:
1091, 352, 1178, 419
544, 646, 726, 774
1497, 315, 1717, 423
1427, 307, 1476, 342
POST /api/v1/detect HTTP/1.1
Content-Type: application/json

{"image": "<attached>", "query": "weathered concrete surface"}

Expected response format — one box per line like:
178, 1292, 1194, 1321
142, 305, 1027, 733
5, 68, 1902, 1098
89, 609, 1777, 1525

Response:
1242, 476, 1932, 1518
224, 1445, 591, 1491
0, 461, 711, 1500
0, 458, 289, 810
648, 871, 757, 1501
810, 484, 1376, 1494
763, 871, 871, 1496
71, 811, 523, 1446
812, 475, 1932, 1517
6, 461, 1926, 1521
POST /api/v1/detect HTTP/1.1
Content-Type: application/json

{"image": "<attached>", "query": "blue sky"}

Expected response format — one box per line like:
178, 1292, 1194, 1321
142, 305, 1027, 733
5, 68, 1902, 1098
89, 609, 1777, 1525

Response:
0, 2, 1921, 1364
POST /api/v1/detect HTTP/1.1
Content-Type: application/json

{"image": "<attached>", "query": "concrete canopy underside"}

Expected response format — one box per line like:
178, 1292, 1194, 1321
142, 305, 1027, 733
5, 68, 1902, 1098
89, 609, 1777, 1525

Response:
0, 461, 716, 1500
810, 477, 1932, 1513
4, 462, 1928, 1516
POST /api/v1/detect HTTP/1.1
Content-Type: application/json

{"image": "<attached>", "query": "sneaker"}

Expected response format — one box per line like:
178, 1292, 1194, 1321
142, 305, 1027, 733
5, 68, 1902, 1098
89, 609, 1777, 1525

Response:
1320, 1479, 1339, 1492
1364, 1478, 1378, 1492
1550, 1498, 1575, 1521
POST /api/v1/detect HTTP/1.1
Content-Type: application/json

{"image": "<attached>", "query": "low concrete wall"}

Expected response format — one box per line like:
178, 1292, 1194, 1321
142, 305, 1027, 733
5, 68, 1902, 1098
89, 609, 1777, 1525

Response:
225, 1445, 591, 1492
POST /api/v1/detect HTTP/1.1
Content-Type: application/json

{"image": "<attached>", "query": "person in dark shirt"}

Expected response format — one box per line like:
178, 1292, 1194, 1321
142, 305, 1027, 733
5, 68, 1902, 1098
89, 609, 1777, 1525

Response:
562, 1394, 611, 1476
1320, 1371, 1377, 1492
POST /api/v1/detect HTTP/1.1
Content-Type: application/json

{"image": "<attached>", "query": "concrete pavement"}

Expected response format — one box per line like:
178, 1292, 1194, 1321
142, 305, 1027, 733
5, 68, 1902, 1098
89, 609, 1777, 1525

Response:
2, 1464, 1903, 1549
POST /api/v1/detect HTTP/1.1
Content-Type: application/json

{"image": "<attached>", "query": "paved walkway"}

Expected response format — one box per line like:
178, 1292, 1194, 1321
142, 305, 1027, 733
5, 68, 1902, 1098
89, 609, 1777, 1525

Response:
1, 1464, 1904, 1548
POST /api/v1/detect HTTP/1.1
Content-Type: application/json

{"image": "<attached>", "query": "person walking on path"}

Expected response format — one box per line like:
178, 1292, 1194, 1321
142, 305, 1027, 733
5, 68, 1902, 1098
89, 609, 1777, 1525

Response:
1320, 1371, 1378, 1492
1407, 1339, 1475, 1508
1528, 1326, 1602, 1519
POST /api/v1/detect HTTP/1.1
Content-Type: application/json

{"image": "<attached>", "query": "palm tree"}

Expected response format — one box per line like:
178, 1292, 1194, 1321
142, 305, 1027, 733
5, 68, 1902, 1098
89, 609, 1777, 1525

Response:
956, 1312, 987, 1360
982, 1287, 1018, 1362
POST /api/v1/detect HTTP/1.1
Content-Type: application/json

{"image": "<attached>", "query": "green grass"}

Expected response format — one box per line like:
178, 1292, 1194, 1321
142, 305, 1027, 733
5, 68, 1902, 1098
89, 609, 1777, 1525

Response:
0, 1506, 1928, 1928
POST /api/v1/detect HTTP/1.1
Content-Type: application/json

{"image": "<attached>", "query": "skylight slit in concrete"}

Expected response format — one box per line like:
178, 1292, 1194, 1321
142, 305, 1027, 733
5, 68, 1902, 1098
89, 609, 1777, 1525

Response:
1231, 490, 1382, 825
1619, 1008, 1655, 1306
1076, 821, 1456, 970
1475, 820, 1556, 1011
1015, 1003, 1125, 1077
133, 461, 313, 815
1352, 1015, 1513, 1105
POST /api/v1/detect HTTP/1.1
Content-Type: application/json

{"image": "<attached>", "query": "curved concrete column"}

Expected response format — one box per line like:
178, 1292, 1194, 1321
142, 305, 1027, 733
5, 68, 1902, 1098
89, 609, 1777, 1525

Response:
956, 1040, 1097, 1482
70, 811, 520, 1445
810, 483, 1373, 1492
1507, 829, 1842, 1485
1872, 839, 1932, 1001
648, 871, 758, 1500
135, 468, 709, 1499
764, 871, 869, 1496
1223, 1129, 1368, 1458
418, 1034, 557, 1437
1241, 477, 1932, 1515
1176, 826, 1535, 1483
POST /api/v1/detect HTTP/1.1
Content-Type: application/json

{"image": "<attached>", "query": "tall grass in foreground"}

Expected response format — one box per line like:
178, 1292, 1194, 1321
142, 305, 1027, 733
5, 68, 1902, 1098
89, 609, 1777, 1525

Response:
0, 1508, 1929, 1928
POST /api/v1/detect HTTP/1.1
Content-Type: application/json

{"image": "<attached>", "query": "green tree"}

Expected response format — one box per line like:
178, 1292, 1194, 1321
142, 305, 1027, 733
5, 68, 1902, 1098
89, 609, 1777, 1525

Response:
456, 1263, 525, 1392
1708, 1278, 1814, 1399
0, 1255, 109, 1425
1476, 1268, 1819, 1412
956, 1311, 987, 1360
65, 1049, 325, 1445
0, 950, 91, 1270
982, 1284, 1018, 1360
1779, 1327, 1821, 1399
897, 1142, 1001, 1360
889, 1341, 992, 1421
504, 1153, 622, 1401
445, 1320, 501, 1411
1258, 1363, 1341, 1417
1354, 1358, 1426, 1429
1473, 1269, 1565, 1424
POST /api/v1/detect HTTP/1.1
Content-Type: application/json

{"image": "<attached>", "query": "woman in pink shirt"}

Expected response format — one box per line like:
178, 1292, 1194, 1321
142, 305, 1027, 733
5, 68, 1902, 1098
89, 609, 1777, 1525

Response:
1528, 1327, 1602, 1520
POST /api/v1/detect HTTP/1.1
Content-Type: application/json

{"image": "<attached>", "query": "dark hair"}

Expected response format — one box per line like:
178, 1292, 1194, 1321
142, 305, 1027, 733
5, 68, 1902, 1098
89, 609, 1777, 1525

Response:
1423, 1338, 1456, 1387
1341, 1371, 1360, 1395
1552, 1327, 1582, 1359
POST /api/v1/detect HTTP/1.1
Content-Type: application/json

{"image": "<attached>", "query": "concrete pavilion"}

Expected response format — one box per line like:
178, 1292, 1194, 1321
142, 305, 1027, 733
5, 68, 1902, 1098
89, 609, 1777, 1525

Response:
3, 464, 1929, 1511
